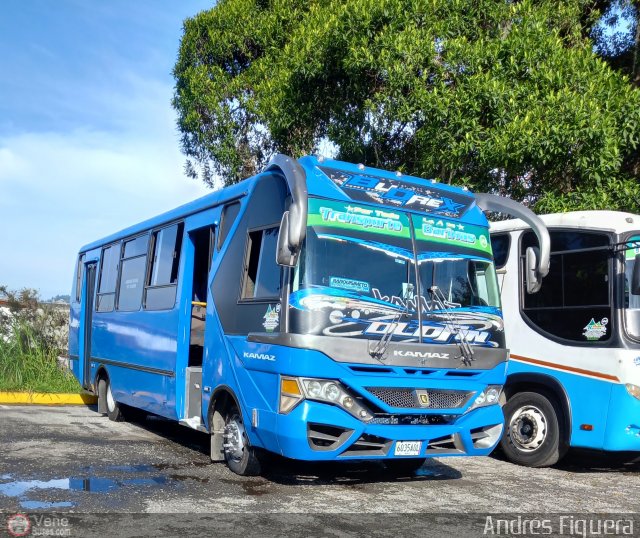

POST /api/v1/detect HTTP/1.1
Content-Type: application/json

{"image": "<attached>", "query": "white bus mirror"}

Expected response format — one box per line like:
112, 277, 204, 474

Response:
631, 254, 640, 295
525, 246, 542, 294
276, 211, 297, 267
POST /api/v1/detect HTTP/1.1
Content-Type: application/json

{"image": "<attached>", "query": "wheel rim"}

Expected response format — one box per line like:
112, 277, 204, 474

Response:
223, 414, 246, 462
509, 405, 548, 452
106, 383, 116, 413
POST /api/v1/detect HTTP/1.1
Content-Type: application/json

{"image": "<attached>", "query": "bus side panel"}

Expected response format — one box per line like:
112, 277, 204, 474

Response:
507, 359, 613, 449
91, 309, 180, 420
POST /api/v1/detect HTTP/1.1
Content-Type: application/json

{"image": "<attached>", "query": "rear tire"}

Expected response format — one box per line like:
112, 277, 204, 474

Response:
385, 458, 426, 475
500, 391, 567, 467
223, 405, 261, 476
105, 377, 125, 422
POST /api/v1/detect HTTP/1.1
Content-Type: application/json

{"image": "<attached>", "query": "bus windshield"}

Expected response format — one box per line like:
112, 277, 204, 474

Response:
624, 235, 640, 340
288, 198, 503, 346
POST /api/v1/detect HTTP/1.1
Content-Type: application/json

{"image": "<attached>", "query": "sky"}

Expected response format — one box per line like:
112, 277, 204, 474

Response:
0, 0, 213, 299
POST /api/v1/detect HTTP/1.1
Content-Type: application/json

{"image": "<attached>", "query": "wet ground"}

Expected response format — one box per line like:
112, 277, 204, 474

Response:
1, 405, 639, 535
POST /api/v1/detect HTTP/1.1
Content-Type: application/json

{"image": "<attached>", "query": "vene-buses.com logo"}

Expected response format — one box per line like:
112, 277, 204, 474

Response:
7, 513, 31, 537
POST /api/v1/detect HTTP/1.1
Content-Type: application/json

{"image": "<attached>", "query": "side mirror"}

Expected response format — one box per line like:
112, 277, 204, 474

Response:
402, 283, 414, 300
631, 254, 640, 295
525, 246, 542, 294
276, 211, 297, 267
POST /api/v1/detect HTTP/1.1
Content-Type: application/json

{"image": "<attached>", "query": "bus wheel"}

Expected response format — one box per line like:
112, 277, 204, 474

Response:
500, 391, 566, 467
385, 458, 426, 476
105, 377, 125, 422
223, 405, 261, 476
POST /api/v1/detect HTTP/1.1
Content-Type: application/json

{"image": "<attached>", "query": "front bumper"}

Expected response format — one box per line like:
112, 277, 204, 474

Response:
261, 400, 504, 461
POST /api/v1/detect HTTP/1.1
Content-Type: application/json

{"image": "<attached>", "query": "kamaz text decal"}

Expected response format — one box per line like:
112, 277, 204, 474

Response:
319, 166, 473, 218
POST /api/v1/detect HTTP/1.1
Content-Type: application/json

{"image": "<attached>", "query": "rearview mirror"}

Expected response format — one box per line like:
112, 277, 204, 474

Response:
276, 211, 297, 267
631, 254, 640, 295
525, 246, 542, 294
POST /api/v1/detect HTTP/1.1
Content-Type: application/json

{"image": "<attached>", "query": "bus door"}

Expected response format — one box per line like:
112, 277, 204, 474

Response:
80, 262, 97, 389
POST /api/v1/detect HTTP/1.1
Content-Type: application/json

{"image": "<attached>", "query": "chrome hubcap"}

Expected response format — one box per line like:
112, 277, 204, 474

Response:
509, 405, 547, 452
223, 416, 246, 462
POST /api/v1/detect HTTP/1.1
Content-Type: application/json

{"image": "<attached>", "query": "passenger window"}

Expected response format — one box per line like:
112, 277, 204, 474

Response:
117, 235, 149, 312
218, 202, 241, 250
490, 234, 510, 269
521, 231, 611, 343
242, 227, 281, 299
75, 254, 85, 303
145, 223, 184, 310
96, 244, 120, 312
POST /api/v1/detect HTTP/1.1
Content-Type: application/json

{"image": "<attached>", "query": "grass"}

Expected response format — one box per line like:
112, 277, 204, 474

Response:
0, 323, 81, 393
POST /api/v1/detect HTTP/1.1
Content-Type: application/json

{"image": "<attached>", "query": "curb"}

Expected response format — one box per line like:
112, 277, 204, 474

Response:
0, 392, 97, 405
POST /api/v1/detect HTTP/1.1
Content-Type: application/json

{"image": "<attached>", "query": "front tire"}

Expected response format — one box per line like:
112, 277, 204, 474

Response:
105, 377, 125, 422
500, 391, 567, 467
223, 405, 261, 476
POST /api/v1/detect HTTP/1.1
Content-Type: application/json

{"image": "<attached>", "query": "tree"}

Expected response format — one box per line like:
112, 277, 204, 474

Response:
173, 0, 640, 212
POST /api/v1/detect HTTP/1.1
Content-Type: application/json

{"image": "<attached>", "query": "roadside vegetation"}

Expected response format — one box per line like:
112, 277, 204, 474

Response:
0, 285, 80, 393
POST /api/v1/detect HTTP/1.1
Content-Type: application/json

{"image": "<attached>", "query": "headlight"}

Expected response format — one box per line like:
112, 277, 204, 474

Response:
467, 385, 503, 412
626, 383, 640, 401
279, 376, 373, 421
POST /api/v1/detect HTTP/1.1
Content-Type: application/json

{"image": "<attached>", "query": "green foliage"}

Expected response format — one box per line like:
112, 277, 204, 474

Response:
0, 285, 78, 393
173, 0, 640, 213
0, 323, 81, 393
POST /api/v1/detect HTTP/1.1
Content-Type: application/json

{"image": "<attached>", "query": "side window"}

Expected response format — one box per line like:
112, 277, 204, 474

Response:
218, 202, 241, 250
490, 234, 510, 270
144, 223, 184, 310
96, 243, 120, 312
117, 235, 149, 312
75, 254, 85, 303
521, 230, 611, 343
241, 227, 281, 300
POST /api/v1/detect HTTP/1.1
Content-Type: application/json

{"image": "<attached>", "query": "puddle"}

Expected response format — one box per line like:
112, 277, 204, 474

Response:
20, 500, 75, 510
0, 476, 170, 497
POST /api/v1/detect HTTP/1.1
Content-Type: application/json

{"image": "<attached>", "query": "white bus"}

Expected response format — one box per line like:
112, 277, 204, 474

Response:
491, 211, 640, 467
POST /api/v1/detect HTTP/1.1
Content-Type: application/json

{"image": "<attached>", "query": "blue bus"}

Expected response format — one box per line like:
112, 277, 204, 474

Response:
69, 155, 549, 475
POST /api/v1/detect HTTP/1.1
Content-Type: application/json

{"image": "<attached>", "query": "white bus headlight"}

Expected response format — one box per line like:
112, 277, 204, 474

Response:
278, 376, 372, 421
625, 383, 640, 401
467, 385, 503, 412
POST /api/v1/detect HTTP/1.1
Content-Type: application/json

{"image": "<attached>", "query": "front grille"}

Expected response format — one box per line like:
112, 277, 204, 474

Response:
366, 387, 473, 409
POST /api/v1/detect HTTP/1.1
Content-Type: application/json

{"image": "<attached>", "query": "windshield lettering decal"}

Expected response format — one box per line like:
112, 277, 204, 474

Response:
583, 317, 608, 341
330, 277, 370, 293
288, 287, 503, 347
414, 216, 492, 256
319, 206, 403, 232
319, 166, 472, 218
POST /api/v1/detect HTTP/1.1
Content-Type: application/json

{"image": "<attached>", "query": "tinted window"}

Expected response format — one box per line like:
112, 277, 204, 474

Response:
98, 245, 119, 294
75, 254, 85, 303
97, 244, 120, 312
218, 202, 241, 250
521, 230, 611, 343
116, 235, 149, 312
242, 227, 281, 299
490, 234, 510, 269
145, 223, 184, 310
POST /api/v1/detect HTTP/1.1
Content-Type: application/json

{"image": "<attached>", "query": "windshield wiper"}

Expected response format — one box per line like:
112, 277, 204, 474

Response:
428, 286, 475, 366
369, 284, 413, 361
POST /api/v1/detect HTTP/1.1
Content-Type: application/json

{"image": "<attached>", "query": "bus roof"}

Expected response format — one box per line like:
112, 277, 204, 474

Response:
490, 210, 640, 235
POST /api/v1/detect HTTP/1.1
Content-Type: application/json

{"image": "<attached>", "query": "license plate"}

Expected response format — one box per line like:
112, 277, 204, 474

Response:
394, 441, 422, 456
